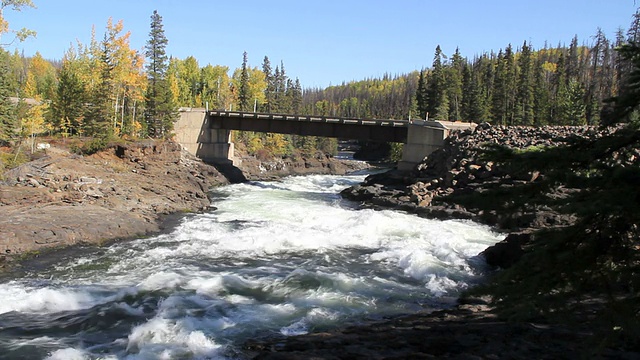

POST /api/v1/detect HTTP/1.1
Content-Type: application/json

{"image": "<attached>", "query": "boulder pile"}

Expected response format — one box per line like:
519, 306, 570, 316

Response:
342, 123, 619, 229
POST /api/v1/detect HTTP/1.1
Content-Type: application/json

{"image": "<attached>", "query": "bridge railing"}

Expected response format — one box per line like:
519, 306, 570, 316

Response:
208, 110, 409, 128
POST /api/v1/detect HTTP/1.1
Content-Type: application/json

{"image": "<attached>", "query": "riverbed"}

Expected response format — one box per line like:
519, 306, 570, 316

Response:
0, 173, 503, 359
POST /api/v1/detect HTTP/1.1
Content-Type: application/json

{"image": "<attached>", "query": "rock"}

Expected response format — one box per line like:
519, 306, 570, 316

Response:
481, 232, 532, 268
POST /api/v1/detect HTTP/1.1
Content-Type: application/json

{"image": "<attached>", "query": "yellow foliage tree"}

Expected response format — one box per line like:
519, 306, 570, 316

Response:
0, 0, 36, 46
22, 74, 49, 151
232, 66, 266, 111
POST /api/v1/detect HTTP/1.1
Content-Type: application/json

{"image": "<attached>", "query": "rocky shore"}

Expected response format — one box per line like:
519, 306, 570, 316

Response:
0, 140, 367, 273
251, 123, 640, 359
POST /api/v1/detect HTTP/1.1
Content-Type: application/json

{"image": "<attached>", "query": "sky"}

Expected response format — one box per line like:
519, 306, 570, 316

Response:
3, 0, 638, 88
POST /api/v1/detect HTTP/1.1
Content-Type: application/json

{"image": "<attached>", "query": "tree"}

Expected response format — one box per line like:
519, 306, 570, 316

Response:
51, 47, 86, 135
0, 0, 36, 46
175, 56, 200, 106
609, 40, 640, 123
514, 41, 535, 125
262, 55, 274, 112
200, 64, 231, 110
415, 69, 428, 119
144, 10, 176, 138
24, 51, 56, 100
84, 32, 115, 136
426, 45, 448, 120
237, 51, 250, 111
447, 47, 465, 120
0, 49, 16, 142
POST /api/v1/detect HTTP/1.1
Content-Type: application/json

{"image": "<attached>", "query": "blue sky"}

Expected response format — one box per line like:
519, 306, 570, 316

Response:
3, 0, 638, 88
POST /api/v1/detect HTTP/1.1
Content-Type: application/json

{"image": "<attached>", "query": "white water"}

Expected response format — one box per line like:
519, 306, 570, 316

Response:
0, 173, 503, 359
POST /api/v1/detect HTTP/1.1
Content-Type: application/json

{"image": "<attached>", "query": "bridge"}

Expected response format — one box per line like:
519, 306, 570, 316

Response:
174, 109, 476, 171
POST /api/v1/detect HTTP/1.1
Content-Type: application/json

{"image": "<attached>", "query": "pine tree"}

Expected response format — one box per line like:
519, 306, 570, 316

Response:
238, 51, 250, 111
144, 10, 176, 137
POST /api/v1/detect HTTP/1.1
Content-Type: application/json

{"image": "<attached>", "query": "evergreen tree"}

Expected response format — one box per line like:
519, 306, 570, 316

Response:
238, 51, 250, 111
262, 56, 274, 112
566, 35, 580, 82
84, 34, 114, 136
144, 10, 176, 138
0, 50, 16, 142
447, 47, 464, 120
492, 49, 509, 125
290, 78, 303, 113
514, 41, 535, 125
426, 45, 448, 120
610, 39, 640, 122
51, 54, 86, 135
533, 57, 551, 125
415, 69, 428, 119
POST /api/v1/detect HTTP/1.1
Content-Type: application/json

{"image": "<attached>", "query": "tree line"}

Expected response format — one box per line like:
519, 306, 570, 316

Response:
302, 11, 640, 128
2, 3, 640, 160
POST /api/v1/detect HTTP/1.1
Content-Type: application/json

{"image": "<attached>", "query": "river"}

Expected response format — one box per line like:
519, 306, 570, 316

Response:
0, 173, 503, 360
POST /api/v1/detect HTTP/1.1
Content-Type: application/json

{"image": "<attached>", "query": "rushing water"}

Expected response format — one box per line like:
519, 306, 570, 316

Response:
0, 173, 503, 360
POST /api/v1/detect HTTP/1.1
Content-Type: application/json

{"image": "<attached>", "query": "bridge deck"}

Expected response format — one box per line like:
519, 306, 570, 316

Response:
207, 111, 410, 143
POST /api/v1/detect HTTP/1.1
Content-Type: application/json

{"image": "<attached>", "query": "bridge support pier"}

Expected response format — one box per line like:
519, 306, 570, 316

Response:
398, 122, 447, 171
174, 108, 239, 166
398, 120, 476, 171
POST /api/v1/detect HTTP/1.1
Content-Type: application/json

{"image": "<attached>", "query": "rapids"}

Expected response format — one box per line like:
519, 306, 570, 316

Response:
0, 173, 503, 359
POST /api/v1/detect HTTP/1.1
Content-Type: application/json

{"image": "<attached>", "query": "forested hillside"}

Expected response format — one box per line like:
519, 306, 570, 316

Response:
2, 6, 640, 164
301, 22, 638, 126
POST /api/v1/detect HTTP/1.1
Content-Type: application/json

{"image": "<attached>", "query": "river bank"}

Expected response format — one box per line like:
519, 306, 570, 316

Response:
0, 139, 369, 273
252, 123, 640, 359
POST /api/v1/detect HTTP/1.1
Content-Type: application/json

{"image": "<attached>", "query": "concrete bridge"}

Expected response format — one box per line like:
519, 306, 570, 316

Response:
174, 108, 476, 171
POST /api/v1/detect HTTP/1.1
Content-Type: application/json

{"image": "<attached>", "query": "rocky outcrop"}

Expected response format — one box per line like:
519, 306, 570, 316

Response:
341, 124, 623, 271
342, 124, 615, 231
238, 152, 369, 181
0, 140, 228, 266
0, 141, 368, 270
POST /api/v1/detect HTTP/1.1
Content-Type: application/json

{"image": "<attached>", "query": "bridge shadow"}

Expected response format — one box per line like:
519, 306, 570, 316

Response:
211, 162, 248, 184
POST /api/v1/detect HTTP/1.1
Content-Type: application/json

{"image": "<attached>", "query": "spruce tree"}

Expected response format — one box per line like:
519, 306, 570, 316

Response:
262, 56, 274, 112
144, 10, 176, 138
84, 34, 114, 136
52, 59, 85, 135
238, 51, 250, 111
492, 49, 508, 125
415, 69, 428, 119
447, 47, 465, 120
426, 45, 448, 120
0, 50, 16, 143
514, 41, 535, 125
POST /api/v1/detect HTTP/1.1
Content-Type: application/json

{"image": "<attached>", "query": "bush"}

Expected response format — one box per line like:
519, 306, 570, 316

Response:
70, 136, 112, 155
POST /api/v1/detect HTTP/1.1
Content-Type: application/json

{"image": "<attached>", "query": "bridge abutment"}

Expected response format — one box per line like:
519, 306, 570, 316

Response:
174, 108, 239, 166
398, 120, 477, 171
398, 122, 448, 171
